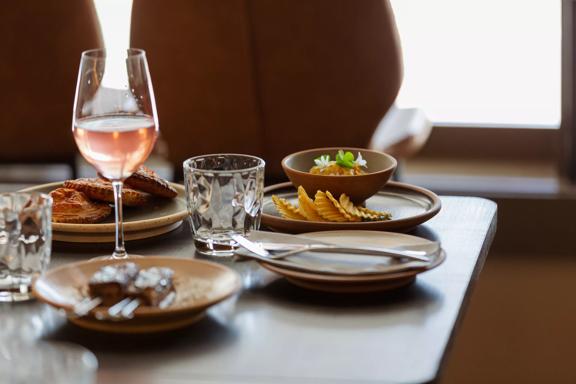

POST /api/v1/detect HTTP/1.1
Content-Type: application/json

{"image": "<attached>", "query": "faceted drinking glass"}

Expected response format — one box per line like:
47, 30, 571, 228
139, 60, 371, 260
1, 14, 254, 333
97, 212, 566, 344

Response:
0, 192, 52, 302
184, 154, 265, 256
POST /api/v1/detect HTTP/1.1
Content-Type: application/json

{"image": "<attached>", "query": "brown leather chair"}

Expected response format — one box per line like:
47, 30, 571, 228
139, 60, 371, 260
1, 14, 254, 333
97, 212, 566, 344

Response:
131, 0, 404, 181
0, 0, 99, 172
2, 1, 428, 183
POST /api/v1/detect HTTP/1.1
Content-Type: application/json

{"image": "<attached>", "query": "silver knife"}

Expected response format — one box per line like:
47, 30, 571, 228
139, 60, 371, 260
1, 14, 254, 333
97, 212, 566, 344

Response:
231, 234, 270, 257
232, 234, 434, 262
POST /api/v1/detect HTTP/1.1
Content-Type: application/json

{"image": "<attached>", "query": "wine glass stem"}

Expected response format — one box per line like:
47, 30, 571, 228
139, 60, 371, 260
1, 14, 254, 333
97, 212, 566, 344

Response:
112, 180, 127, 259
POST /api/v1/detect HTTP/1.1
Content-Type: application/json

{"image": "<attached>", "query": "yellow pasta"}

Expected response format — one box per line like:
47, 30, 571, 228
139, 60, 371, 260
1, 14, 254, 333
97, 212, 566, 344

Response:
325, 191, 361, 222
338, 194, 388, 221
313, 191, 351, 222
272, 187, 392, 223
357, 206, 392, 221
338, 194, 375, 220
272, 195, 306, 220
297, 186, 325, 221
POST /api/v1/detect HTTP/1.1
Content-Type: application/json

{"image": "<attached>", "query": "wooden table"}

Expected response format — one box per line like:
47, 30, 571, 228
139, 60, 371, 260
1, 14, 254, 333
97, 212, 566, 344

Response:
0, 189, 496, 384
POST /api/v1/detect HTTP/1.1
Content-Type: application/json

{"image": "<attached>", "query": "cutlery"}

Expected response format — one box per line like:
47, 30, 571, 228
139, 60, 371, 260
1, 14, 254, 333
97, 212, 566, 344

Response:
159, 291, 176, 309
72, 297, 102, 317
232, 234, 435, 262
74, 296, 143, 321
120, 298, 141, 319
106, 297, 133, 319
260, 241, 438, 258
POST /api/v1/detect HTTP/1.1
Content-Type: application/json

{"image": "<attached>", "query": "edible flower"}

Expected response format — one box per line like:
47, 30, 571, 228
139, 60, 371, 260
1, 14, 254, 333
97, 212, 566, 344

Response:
335, 150, 355, 168
354, 152, 367, 168
314, 154, 331, 168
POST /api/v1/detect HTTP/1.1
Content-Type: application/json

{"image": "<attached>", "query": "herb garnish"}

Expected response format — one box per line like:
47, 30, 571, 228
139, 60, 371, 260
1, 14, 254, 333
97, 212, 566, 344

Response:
335, 150, 355, 168
314, 154, 331, 168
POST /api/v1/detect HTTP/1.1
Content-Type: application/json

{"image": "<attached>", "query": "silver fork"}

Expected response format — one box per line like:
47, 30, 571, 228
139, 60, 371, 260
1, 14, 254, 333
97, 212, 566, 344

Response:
72, 297, 102, 318
74, 296, 141, 321
232, 234, 437, 262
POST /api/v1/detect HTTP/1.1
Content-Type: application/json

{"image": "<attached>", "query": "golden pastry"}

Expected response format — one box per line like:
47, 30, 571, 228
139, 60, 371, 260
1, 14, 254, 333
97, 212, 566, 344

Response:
124, 166, 178, 199
50, 188, 112, 223
64, 178, 152, 207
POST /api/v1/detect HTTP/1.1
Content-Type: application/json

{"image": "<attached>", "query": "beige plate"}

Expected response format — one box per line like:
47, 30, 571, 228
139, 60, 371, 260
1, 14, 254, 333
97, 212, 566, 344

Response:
262, 182, 441, 233
20, 182, 188, 242
68, 311, 206, 334
259, 230, 445, 293
52, 222, 183, 243
33, 256, 241, 333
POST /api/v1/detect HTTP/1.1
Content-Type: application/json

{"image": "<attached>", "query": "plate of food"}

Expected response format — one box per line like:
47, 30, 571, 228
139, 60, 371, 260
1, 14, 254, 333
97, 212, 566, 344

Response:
32, 256, 241, 333
264, 147, 440, 233
261, 181, 441, 233
20, 166, 188, 242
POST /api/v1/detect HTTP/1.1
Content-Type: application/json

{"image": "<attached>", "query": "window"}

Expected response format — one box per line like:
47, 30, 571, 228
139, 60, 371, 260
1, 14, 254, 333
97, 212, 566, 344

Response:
390, 0, 561, 128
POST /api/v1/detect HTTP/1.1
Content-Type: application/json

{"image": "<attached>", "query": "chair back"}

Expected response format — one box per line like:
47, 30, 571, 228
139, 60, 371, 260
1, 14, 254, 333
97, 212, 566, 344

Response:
131, 0, 402, 179
0, 0, 99, 165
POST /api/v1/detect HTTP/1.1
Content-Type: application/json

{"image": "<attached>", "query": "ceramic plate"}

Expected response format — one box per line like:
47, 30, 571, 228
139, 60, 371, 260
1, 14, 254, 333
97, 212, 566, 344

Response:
256, 230, 445, 293
68, 311, 206, 334
20, 182, 188, 242
33, 256, 241, 333
238, 230, 442, 276
261, 182, 441, 233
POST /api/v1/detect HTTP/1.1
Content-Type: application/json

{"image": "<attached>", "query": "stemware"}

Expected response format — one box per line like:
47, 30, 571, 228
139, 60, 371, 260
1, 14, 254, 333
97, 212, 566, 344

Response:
72, 48, 158, 259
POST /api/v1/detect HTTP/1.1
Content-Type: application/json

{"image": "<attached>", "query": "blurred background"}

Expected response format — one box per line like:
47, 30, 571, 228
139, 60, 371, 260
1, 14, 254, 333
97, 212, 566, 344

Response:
1, 1, 574, 382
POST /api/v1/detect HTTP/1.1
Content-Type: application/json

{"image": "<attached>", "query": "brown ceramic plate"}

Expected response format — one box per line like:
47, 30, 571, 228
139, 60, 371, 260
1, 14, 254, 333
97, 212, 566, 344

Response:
282, 147, 397, 203
259, 230, 446, 293
262, 181, 441, 233
20, 182, 188, 242
50, 222, 184, 243
33, 256, 241, 333
68, 311, 206, 334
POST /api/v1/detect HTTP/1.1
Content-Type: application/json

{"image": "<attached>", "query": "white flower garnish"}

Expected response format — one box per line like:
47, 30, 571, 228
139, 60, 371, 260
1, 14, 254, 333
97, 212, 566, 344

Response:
314, 155, 331, 168
354, 152, 367, 168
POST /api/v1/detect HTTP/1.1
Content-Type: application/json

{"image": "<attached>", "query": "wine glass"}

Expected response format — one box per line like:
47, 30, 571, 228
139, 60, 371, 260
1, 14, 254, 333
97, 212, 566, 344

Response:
72, 48, 159, 259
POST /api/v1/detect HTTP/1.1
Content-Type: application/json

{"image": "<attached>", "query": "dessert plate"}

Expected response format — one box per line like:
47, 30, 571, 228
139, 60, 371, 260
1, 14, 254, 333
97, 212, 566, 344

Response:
33, 256, 241, 333
20, 182, 188, 242
253, 230, 445, 293
261, 182, 441, 233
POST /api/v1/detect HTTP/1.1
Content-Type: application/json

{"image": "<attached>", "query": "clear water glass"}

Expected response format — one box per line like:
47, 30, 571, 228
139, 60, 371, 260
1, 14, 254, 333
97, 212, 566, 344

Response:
0, 192, 52, 302
184, 154, 265, 256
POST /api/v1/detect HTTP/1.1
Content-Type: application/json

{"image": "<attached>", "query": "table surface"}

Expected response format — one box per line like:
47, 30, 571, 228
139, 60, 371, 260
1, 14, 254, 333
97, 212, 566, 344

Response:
0, 185, 496, 384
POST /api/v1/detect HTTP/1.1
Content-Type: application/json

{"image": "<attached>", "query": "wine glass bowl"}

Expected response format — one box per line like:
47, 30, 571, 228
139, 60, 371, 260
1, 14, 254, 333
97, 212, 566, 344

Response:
73, 48, 158, 180
72, 48, 159, 258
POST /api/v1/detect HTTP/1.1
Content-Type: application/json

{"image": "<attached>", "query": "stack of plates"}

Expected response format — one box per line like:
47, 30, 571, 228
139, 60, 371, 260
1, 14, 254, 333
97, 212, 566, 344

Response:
241, 230, 445, 293
20, 182, 189, 243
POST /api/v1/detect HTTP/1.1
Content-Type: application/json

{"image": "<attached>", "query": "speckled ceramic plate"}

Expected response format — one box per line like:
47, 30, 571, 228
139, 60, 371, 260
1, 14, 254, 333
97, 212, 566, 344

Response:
261, 182, 441, 233
33, 256, 241, 333
20, 182, 188, 242
257, 230, 446, 293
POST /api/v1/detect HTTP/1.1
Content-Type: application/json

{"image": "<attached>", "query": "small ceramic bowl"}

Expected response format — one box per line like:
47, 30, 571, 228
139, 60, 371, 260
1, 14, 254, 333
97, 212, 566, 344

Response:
281, 147, 397, 203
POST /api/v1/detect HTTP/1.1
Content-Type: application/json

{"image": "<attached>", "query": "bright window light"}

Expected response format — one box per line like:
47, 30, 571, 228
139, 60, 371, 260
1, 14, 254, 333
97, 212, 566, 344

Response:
390, 0, 561, 128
